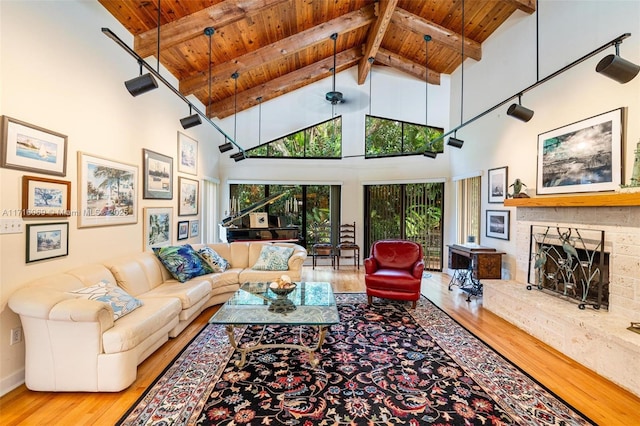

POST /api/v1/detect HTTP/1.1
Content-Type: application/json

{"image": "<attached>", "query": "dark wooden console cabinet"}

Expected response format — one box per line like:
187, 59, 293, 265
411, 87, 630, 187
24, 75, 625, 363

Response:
447, 244, 504, 279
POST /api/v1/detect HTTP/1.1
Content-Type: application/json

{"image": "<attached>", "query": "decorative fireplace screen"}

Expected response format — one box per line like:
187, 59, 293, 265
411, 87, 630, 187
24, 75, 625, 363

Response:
527, 225, 609, 310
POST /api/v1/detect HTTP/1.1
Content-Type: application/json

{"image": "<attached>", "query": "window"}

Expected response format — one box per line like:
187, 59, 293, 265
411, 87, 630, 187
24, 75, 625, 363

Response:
245, 117, 342, 158
365, 115, 444, 158
456, 176, 481, 244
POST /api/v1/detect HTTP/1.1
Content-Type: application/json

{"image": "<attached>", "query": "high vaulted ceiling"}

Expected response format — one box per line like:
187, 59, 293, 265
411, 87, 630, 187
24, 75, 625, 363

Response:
99, 0, 535, 119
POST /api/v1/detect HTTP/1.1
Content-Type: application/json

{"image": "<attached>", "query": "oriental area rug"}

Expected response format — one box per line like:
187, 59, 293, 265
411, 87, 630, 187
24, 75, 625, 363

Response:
117, 294, 594, 425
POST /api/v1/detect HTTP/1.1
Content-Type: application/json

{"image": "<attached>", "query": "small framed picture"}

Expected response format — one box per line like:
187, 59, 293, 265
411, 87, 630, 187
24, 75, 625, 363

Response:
178, 177, 198, 216
486, 210, 510, 240
143, 149, 173, 200
177, 132, 198, 175
143, 207, 173, 251
177, 220, 189, 240
250, 212, 268, 228
1, 116, 68, 176
22, 175, 71, 218
26, 222, 69, 263
189, 220, 199, 238
488, 166, 508, 203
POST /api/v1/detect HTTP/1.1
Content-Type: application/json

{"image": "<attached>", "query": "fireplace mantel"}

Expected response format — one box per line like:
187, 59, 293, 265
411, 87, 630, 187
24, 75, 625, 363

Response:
504, 192, 640, 208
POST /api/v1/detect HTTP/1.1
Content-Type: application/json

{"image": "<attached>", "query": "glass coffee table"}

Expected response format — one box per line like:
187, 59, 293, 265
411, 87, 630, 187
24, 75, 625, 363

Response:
209, 281, 339, 367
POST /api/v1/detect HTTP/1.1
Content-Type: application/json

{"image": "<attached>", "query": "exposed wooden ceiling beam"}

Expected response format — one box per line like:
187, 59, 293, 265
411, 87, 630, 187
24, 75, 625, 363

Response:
134, 0, 289, 59
210, 47, 362, 119
357, 0, 398, 85
375, 47, 440, 85
391, 7, 482, 62
509, 0, 536, 14
180, 5, 375, 96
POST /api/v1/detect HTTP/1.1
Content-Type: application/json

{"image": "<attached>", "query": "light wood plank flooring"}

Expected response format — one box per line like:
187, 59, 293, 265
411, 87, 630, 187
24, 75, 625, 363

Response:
1, 268, 639, 425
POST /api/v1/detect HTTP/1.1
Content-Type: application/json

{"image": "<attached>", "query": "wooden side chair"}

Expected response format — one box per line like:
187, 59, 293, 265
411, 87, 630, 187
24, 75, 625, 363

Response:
335, 222, 360, 269
311, 222, 334, 269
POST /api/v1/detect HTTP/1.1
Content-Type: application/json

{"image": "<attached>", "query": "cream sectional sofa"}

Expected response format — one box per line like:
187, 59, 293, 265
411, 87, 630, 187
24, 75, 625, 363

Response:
8, 241, 306, 392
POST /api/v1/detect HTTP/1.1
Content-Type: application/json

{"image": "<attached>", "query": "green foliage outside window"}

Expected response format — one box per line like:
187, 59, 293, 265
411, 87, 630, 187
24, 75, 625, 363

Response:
246, 117, 342, 158
365, 115, 444, 158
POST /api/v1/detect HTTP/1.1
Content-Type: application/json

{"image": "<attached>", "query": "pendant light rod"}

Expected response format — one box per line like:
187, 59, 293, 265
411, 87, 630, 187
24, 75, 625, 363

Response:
425, 32, 632, 148
156, 0, 160, 73
102, 27, 244, 153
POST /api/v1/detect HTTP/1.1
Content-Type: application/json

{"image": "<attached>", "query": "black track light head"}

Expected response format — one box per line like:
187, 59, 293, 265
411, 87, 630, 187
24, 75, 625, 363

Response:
124, 73, 157, 96
180, 114, 201, 129
447, 137, 464, 149
219, 142, 233, 153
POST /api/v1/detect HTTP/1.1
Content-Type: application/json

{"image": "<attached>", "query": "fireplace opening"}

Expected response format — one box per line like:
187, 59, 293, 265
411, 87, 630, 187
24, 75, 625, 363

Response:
527, 226, 609, 310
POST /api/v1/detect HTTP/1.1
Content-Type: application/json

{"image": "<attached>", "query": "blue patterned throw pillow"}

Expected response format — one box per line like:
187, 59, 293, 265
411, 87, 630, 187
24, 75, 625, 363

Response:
69, 280, 143, 320
252, 245, 294, 271
153, 244, 214, 282
197, 247, 230, 273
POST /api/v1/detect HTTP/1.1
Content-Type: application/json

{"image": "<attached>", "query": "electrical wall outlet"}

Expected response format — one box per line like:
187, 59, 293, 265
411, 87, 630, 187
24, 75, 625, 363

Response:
10, 327, 23, 345
0, 219, 24, 235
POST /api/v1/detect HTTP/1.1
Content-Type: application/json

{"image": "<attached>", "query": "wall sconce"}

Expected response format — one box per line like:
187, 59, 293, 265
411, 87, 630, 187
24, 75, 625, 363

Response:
507, 94, 534, 122
231, 152, 246, 162
219, 141, 233, 153
596, 41, 640, 84
447, 135, 464, 149
180, 105, 202, 129
124, 63, 158, 96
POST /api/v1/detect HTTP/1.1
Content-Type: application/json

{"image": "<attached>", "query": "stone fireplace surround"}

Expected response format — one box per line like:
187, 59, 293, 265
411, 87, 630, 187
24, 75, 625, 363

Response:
482, 197, 640, 396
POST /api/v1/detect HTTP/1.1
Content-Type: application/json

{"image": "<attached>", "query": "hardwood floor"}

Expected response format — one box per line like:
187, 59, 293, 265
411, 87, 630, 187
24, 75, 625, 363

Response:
1, 267, 639, 425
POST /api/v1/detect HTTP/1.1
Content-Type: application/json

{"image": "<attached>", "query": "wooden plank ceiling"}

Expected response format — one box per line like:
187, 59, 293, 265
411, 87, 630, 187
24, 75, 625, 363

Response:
99, 0, 535, 119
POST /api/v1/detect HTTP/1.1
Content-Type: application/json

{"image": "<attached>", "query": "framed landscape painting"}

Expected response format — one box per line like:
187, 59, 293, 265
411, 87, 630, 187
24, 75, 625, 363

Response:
22, 175, 71, 217
177, 220, 189, 240
26, 222, 69, 263
486, 210, 510, 240
144, 207, 172, 251
536, 108, 623, 195
1, 116, 67, 176
143, 149, 173, 199
488, 166, 508, 203
178, 177, 198, 216
177, 132, 197, 175
189, 220, 199, 238
78, 152, 138, 228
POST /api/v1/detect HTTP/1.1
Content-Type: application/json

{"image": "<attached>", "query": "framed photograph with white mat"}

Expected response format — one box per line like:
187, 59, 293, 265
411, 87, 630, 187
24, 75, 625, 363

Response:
143, 207, 172, 251
486, 210, 510, 240
26, 222, 69, 263
487, 166, 508, 203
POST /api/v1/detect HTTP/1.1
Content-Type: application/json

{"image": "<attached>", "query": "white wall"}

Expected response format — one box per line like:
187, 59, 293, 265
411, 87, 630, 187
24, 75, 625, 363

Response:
447, 1, 640, 277
0, 1, 220, 394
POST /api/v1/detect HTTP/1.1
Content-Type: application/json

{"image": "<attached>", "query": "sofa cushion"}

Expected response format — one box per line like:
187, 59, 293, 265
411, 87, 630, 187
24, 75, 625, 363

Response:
153, 244, 213, 283
142, 277, 211, 310
197, 247, 229, 273
251, 245, 294, 271
68, 280, 143, 320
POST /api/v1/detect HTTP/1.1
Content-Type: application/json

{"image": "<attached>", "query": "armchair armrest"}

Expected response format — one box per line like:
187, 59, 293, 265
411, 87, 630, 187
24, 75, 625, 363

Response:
412, 260, 425, 279
364, 257, 378, 274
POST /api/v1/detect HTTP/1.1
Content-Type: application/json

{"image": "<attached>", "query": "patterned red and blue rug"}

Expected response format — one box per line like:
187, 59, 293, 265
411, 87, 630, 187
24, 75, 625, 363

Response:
117, 294, 594, 425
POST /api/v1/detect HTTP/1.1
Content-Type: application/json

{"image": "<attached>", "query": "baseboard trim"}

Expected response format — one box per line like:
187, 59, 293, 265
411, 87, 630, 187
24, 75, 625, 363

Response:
0, 368, 25, 397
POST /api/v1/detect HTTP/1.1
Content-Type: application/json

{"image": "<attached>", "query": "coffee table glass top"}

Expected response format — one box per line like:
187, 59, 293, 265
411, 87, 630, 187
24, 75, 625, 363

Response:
209, 281, 339, 325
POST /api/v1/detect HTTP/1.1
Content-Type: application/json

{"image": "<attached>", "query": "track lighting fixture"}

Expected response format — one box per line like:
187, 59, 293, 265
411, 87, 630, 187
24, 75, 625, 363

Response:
447, 135, 464, 149
180, 105, 202, 129
507, 94, 534, 122
596, 41, 640, 84
219, 141, 233, 153
423, 150, 438, 159
125, 63, 158, 96
231, 152, 246, 162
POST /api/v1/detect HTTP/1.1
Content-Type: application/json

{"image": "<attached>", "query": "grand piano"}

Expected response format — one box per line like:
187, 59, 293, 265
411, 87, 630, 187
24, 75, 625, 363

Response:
219, 191, 301, 243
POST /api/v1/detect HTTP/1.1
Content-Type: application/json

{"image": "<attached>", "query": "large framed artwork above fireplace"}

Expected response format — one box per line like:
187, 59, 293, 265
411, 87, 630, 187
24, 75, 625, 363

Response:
483, 196, 640, 397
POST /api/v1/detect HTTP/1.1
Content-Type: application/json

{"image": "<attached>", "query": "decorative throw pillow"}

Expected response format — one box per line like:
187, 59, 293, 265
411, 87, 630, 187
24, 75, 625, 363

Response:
69, 280, 143, 320
197, 247, 230, 273
153, 244, 214, 282
252, 245, 294, 271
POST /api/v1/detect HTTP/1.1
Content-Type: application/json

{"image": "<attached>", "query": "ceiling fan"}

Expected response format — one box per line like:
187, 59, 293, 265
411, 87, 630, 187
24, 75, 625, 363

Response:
325, 33, 344, 105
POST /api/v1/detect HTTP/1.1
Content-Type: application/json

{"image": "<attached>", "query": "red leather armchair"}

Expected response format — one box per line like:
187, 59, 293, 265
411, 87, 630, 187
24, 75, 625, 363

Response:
364, 240, 425, 309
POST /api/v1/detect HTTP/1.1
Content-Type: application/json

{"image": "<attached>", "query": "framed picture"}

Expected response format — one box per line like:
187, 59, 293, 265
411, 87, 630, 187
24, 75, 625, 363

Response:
250, 212, 268, 228
26, 222, 69, 263
143, 207, 173, 251
22, 175, 71, 218
78, 152, 138, 228
143, 149, 173, 199
177, 132, 198, 175
178, 177, 198, 216
177, 220, 189, 240
486, 210, 510, 240
189, 220, 199, 238
536, 108, 623, 195
1, 116, 68, 176
488, 166, 508, 203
